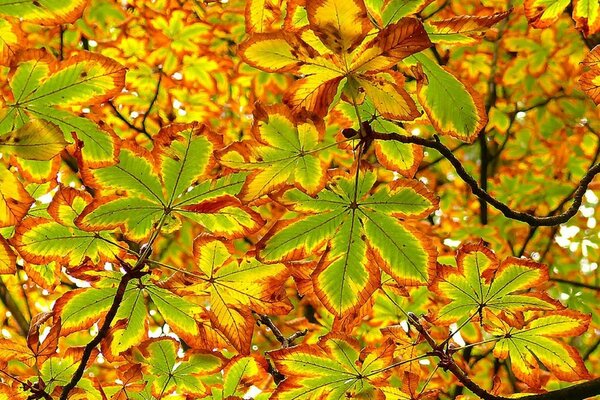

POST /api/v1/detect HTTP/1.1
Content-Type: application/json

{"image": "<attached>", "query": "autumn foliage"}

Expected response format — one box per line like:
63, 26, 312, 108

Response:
0, 0, 599, 399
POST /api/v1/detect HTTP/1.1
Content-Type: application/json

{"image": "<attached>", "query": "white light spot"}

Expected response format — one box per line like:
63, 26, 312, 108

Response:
444, 238, 461, 248
172, 72, 183, 80
585, 190, 598, 204
244, 386, 262, 399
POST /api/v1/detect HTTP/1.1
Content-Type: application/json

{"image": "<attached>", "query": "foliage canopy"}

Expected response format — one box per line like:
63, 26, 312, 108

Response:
0, 0, 599, 399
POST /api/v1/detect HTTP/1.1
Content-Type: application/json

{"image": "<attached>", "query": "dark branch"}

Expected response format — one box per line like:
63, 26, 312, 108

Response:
59, 268, 148, 400
254, 312, 307, 349
407, 313, 600, 400
550, 278, 600, 291
141, 69, 163, 132
107, 101, 151, 139
371, 132, 600, 226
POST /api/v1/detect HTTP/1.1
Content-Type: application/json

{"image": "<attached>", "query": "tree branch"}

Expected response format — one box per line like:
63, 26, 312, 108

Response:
59, 267, 148, 400
371, 132, 600, 226
254, 313, 307, 349
407, 313, 600, 400
550, 278, 600, 291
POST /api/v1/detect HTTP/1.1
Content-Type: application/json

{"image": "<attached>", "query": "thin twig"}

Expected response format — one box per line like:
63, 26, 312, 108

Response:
141, 69, 163, 132
107, 101, 151, 139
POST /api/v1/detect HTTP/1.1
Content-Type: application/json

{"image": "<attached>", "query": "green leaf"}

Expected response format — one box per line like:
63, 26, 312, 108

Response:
2, 50, 124, 167
258, 171, 437, 316
218, 106, 326, 200
269, 334, 394, 399
0, 119, 68, 161
405, 53, 487, 143
12, 187, 125, 267
381, 0, 431, 26
134, 338, 223, 398
77, 125, 263, 241
488, 310, 591, 388
432, 242, 556, 325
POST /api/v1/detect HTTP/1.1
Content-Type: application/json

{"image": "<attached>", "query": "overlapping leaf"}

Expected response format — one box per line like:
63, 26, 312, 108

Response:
245, 0, 284, 33
218, 105, 327, 200
431, 242, 556, 325
12, 186, 125, 267
0, 18, 23, 65
0, 49, 125, 169
269, 334, 394, 399
240, 0, 431, 120
77, 123, 263, 241
487, 310, 591, 388
164, 235, 291, 353
258, 171, 437, 316
338, 100, 423, 177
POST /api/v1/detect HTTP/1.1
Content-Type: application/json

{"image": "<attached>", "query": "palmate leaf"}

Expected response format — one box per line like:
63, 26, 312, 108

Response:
218, 105, 327, 200
406, 53, 487, 143
133, 338, 223, 398
486, 310, 591, 388
163, 235, 291, 353
258, 171, 437, 317
431, 242, 556, 325
77, 123, 263, 241
269, 334, 394, 399
12, 186, 126, 267
1, 49, 125, 168
0, 0, 87, 25
240, 0, 431, 120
